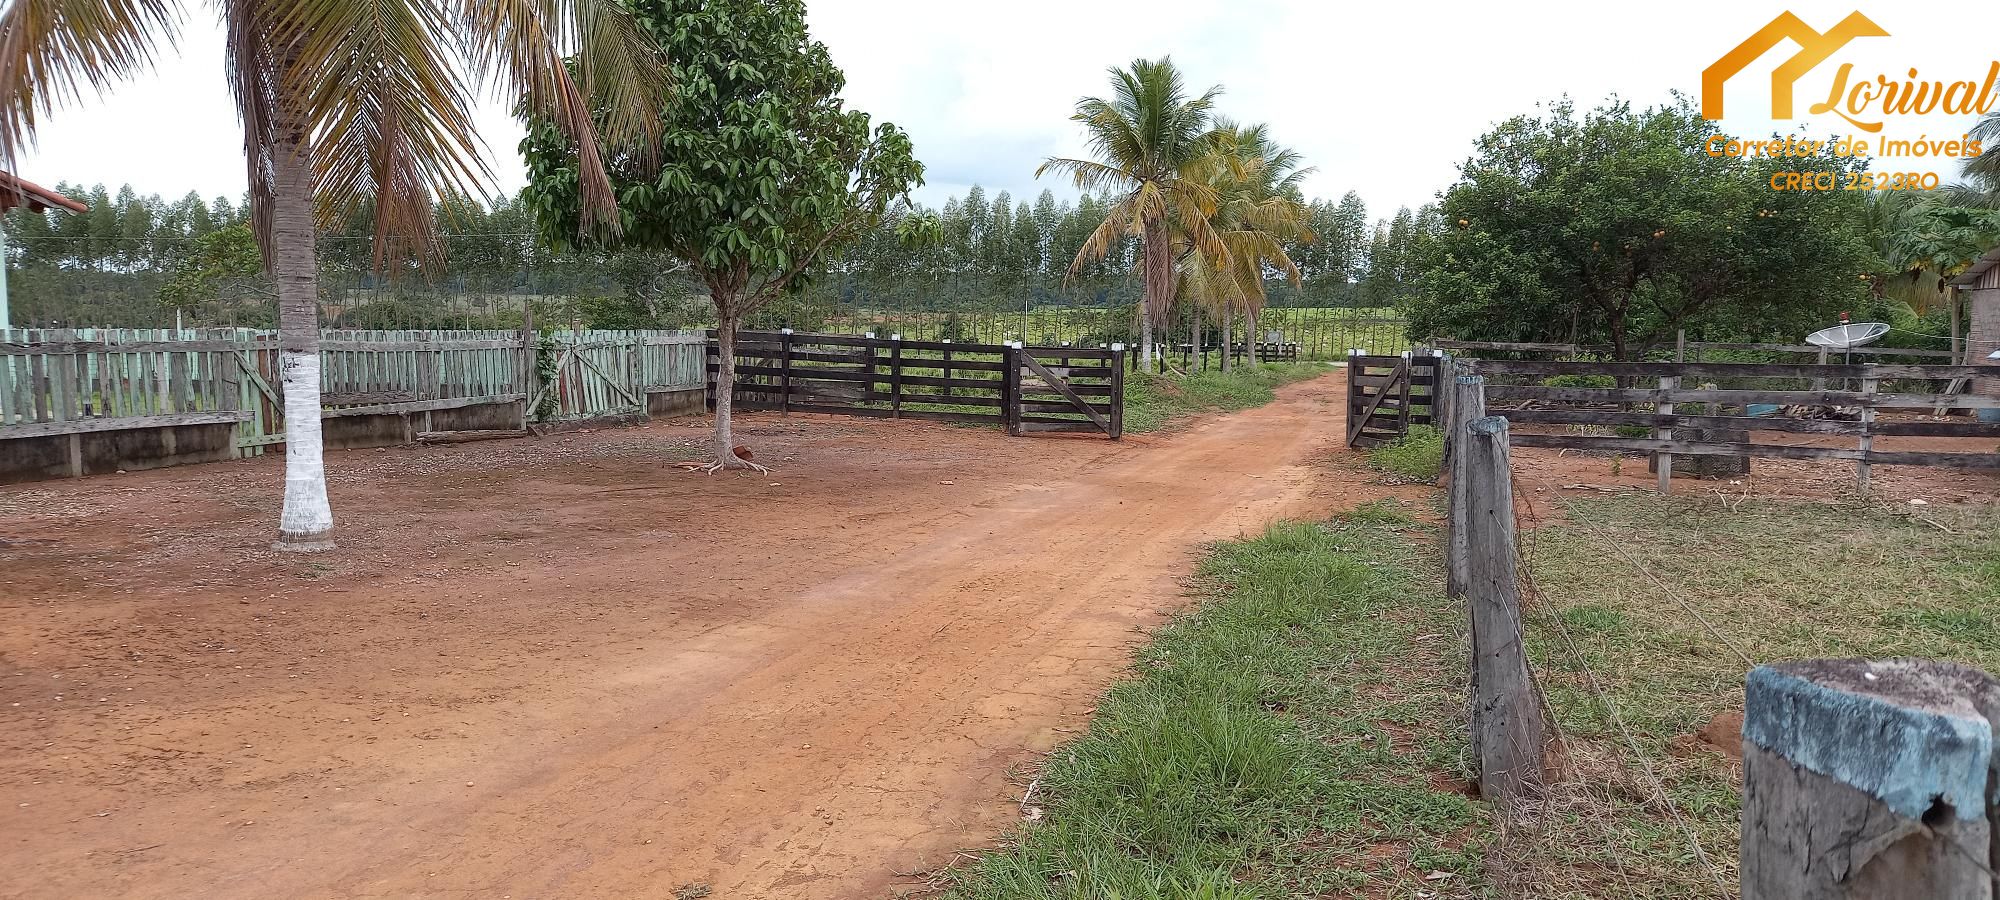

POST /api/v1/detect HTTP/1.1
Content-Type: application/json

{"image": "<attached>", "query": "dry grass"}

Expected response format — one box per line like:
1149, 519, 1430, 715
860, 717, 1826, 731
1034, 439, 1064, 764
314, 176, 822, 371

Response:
1502, 495, 2000, 898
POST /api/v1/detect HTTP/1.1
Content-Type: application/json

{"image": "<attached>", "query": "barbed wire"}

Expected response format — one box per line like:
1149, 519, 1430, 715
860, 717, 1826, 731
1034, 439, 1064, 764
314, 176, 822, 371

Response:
1507, 478, 1734, 895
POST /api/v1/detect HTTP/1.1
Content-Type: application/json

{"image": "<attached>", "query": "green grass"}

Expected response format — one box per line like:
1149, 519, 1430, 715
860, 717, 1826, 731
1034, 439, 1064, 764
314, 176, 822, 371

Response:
1366, 425, 1443, 482
1122, 363, 1330, 433
944, 505, 1489, 899
1510, 497, 2000, 898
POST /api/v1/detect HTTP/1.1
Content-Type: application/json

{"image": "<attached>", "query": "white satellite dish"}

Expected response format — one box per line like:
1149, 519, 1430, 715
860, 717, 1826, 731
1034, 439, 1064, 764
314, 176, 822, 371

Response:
1805, 322, 1890, 349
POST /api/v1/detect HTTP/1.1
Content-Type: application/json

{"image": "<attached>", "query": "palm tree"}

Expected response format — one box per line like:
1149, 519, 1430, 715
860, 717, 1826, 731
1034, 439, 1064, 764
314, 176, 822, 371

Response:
1038, 57, 1227, 374
1180, 122, 1313, 372
0, 0, 665, 549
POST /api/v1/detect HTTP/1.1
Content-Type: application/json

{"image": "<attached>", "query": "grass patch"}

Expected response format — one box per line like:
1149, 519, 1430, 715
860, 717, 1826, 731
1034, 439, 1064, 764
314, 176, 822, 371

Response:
1122, 363, 1328, 433
945, 509, 1489, 898
1366, 425, 1443, 483
1511, 497, 2000, 898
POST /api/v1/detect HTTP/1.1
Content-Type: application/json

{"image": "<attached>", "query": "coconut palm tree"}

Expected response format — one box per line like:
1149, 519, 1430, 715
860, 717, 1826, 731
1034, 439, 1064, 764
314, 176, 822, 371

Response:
0, 0, 665, 549
1180, 122, 1313, 372
1038, 57, 1227, 373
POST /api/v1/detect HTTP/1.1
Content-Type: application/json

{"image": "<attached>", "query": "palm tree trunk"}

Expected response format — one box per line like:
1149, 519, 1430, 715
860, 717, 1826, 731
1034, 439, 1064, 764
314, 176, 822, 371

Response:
1220, 309, 1232, 373
1141, 214, 1174, 375
272, 122, 334, 550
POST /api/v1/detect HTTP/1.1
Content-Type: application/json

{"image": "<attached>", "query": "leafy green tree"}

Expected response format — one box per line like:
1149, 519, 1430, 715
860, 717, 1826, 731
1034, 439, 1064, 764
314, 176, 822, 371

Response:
158, 224, 269, 325
1407, 97, 1873, 358
522, 0, 923, 472
1040, 57, 1228, 373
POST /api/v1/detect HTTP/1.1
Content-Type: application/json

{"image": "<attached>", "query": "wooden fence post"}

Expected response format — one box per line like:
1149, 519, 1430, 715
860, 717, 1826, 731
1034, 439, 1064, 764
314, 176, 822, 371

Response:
1109, 343, 1125, 439
1655, 375, 1678, 493
1445, 369, 1485, 601
1857, 368, 1877, 494
1741, 659, 2000, 899
1463, 415, 1545, 808
780, 328, 794, 415
889, 334, 903, 419
1004, 343, 1022, 436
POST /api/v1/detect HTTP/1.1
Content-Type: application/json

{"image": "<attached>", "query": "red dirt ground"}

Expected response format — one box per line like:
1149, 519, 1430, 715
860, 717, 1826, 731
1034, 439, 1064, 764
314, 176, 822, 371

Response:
4, 373, 1989, 899
1, 373, 1415, 900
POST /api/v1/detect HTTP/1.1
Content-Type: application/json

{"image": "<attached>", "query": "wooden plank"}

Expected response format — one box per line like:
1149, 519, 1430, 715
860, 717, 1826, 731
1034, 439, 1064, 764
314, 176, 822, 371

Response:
1507, 432, 1866, 461
0, 409, 253, 439
1016, 421, 1102, 433
1483, 384, 2000, 409
320, 393, 527, 418
323, 390, 420, 406
1463, 359, 1988, 380
1499, 407, 1868, 436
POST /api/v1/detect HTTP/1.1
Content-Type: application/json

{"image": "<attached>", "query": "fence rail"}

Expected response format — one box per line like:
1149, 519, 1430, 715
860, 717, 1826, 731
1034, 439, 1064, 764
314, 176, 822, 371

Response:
1458, 357, 2000, 491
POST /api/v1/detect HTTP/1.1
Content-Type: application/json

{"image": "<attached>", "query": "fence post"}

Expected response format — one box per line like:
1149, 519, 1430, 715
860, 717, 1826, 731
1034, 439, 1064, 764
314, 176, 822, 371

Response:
1856, 369, 1877, 494
1109, 343, 1125, 440
1655, 375, 1678, 494
780, 328, 794, 415
1004, 343, 1022, 437
1741, 659, 2000, 899
889, 334, 903, 419
1463, 415, 1545, 808
1445, 370, 1485, 601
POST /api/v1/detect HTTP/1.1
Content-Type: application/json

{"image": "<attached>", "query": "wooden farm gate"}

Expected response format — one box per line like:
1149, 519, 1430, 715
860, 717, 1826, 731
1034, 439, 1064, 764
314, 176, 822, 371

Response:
1009, 345, 1123, 438
534, 329, 706, 423
1345, 349, 1441, 447
707, 331, 1123, 439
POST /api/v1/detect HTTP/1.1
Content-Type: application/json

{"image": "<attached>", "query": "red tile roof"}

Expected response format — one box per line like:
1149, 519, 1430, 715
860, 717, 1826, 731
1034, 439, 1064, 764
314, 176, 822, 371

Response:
0, 172, 87, 214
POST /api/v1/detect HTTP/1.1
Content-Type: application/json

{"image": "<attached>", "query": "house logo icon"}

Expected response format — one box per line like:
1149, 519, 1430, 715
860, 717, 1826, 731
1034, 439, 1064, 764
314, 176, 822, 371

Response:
1701, 11, 1888, 120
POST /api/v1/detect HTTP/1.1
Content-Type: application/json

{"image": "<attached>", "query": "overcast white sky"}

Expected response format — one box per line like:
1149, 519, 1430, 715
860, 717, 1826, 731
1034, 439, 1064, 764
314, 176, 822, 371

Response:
14, 0, 2000, 223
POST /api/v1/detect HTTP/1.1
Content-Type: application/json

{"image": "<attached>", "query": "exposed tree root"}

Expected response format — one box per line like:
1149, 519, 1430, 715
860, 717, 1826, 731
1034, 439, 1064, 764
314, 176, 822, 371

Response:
701, 457, 771, 474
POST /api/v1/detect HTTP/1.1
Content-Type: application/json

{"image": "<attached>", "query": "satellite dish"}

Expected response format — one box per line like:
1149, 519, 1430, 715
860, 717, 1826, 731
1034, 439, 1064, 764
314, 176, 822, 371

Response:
1805, 322, 1889, 349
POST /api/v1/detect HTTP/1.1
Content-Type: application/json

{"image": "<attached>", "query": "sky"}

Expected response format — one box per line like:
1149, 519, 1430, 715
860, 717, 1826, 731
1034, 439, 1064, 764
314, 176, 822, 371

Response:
14, 0, 2000, 224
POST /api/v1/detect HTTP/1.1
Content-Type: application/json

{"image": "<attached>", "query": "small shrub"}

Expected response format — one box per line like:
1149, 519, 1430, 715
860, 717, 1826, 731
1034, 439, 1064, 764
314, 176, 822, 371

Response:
1613, 424, 1652, 439
1368, 425, 1443, 482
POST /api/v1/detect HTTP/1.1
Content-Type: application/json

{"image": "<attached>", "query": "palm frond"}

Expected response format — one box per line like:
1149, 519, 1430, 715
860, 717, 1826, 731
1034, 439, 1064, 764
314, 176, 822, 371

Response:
456, 0, 668, 236
0, 0, 181, 170
279, 0, 488, 266
1036, 156, 1138, 195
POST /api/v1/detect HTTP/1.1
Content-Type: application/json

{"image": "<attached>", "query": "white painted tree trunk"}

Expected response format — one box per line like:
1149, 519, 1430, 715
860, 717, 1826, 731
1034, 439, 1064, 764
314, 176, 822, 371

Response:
272, 120, 334, 550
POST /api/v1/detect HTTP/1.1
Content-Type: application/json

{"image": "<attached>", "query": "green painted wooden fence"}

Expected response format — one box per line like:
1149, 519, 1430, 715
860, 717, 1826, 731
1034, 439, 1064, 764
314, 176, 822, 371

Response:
0, 328, 706, 456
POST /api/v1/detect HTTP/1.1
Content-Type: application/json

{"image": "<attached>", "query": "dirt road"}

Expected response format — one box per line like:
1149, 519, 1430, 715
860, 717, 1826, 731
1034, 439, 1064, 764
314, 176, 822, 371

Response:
1, 372, 1393, 898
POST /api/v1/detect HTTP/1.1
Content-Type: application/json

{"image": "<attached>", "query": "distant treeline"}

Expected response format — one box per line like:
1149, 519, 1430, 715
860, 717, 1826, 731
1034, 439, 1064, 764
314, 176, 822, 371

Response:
2, 181, 1430, 330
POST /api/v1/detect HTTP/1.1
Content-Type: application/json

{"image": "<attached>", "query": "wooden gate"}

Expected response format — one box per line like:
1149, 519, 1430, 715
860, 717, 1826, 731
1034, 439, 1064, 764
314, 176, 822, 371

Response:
1007, 345, 1123, 439
705, 331, 1124, 439
1346, 349, 1440, 448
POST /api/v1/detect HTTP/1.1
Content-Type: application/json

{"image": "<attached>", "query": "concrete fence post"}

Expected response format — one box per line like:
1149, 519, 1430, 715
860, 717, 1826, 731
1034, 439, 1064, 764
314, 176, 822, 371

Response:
1742, 658, 2000, 899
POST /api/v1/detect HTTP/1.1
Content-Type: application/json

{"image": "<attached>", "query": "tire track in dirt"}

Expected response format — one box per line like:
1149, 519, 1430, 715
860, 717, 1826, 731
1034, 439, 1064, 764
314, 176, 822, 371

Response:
2, 371, 1387, 899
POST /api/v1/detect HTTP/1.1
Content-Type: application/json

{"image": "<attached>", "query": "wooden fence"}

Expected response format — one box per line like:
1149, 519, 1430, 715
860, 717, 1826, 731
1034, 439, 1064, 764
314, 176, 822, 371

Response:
709, 330, 1124, 438
1456, 357, 2000, 491
0, 327, 707, 459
